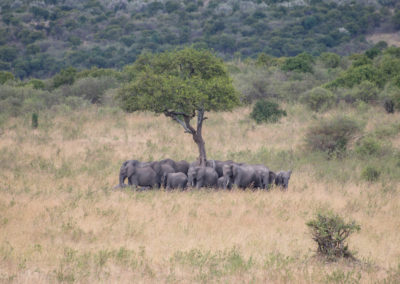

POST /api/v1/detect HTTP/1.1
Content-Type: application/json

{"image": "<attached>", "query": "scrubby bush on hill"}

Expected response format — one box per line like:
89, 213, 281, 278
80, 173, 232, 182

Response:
305, 116, 361, 158
301, 87, 336, 112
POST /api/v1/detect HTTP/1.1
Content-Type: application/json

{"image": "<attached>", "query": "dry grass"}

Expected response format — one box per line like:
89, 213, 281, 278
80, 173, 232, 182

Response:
0, 105, 400, 283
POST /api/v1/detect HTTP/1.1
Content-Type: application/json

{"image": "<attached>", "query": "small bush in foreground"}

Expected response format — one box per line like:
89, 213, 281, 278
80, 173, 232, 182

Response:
305, 116, 360, 157
307, 210, 360, 260
361, 166, 380, 182
250, 100, 287, 124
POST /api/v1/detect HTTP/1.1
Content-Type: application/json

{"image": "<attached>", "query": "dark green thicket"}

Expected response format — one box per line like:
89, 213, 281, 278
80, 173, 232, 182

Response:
0, 1, 387, 78
307, 210, 360, 260
31, 112, 38, 129
250, 100, 287, 123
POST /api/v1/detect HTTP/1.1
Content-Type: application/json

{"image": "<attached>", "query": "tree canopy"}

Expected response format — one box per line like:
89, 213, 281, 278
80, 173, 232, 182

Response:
117, 48, 240, 165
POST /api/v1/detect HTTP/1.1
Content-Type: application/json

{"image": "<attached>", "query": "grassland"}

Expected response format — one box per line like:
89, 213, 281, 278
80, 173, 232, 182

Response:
1, 104, 400, 283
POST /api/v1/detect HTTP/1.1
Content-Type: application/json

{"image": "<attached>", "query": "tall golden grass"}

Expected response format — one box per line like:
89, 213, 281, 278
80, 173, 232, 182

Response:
0, 104, 400, 283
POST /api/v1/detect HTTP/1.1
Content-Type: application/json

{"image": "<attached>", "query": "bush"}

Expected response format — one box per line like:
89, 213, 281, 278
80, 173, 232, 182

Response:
305, 116, 361, 157
355, 136, 382, 156
301, 87, 336, 112
250, 100, 287, 124
361, 166, 381, 182
281, 53, 314, 73
319, 52, 340, 68
31, 113, 38, 129
353, 81, 379, 103
307, 210, 360, 260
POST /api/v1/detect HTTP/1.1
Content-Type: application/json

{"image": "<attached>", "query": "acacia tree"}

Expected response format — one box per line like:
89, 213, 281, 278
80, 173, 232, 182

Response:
117, 48, 240, 166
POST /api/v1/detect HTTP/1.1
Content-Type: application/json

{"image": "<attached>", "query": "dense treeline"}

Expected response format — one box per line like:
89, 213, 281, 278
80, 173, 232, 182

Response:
0, 0, 399, 79
2, 44, 400, 125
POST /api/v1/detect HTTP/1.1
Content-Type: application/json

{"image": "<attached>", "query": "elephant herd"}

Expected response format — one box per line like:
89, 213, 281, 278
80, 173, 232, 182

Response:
117, 158, 292, 191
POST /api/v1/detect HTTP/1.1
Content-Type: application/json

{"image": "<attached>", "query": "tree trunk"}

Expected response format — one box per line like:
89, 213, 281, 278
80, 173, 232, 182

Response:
193, 108, 207, 167
165, 108, 208, 167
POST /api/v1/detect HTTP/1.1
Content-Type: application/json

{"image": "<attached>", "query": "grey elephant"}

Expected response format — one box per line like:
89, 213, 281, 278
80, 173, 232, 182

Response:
223, 163, 260, 189
274, 170, 292, 190
118, 160, 153, 187
187, 166, 218, 189
217, 176, 232, 189
154, 163, 175, 187
174, 160, 190, 174
251, 164, 276, 190
127, 165, 158, 189
213, 160, 235, 177
163, 172, 188, 190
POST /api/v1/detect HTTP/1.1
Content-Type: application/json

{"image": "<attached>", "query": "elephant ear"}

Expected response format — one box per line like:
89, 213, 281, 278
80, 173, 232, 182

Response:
288, 170, 292, 177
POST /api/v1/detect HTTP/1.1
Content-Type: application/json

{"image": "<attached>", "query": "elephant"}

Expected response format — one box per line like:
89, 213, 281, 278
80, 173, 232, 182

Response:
274, 170, 292, 190
214, 160, 235, 177
119, 160, 153, 187
127, 165, 158, 189
251, 164, 275, 190
187, 166, 218, 189
163, 172, 188, 190
190, 159, 217, 169
222, 163, 260, 190
174, 160, 190, 174
217, 176, 232, 189
154, 163, 175, 187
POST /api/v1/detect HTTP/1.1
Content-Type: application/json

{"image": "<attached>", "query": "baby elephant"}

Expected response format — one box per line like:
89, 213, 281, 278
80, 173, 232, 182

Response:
274, 170, 292, 190
163, 172, 188, 190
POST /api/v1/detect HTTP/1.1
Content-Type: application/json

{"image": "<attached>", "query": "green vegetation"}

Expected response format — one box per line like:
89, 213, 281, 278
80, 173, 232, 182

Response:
305, 116, 361, 158
250, 100, 286, 123
307, 210, 360, 260
0, 0, 391, 79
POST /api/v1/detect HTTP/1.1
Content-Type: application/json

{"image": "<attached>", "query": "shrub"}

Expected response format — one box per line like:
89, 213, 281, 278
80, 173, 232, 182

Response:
301, 87, 336, 112
361, 166, 381, 182
305, 116, 360, 157
355, 136, 382, 156
383, 98, 394, 113
307, 210, 360, 260
353, 81, 379, 103
281, 53, 314, 73
53, 67, 77, 88
250, 100, 287, 124
31, 113, 38, 129
319, 52, 340, 68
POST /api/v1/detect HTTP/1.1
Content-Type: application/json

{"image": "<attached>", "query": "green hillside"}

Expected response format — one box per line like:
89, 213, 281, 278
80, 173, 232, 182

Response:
1, 0, 399, 79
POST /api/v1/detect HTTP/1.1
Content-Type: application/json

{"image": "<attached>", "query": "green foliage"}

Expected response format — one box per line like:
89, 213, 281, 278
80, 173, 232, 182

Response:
319, 52, 340, 69
281, 53, 314, 73
0, 1, 385, 78
306, 210, 360, 260
305, 116, 361, 157
301, 87, 336, 112
250, 100, 287, 124
27, 79, 46, 90
326, 65, 383, 89
0, 71, 14, 84
31, 113, 38, 129
352, 81, 379, 103
361, 166, 381, 182
117, 48, 239, 114
355, 136, 382, 156
53, 67, 77, 88
393, 10, 400, 30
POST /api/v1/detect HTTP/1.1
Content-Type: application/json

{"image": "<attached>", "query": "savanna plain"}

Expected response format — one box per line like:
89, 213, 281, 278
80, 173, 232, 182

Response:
1, 102, 400, 283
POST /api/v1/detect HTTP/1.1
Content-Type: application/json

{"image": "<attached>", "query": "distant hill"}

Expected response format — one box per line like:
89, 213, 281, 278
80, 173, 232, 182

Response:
0, 0, 398, 79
